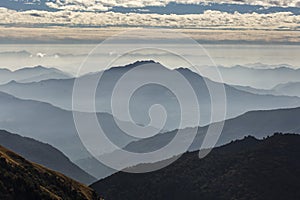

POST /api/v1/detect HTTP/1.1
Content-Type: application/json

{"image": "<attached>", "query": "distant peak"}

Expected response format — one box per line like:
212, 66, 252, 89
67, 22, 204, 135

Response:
15, 65, 48, 72
132, 60, 158, 65
7, 80, 18, 84
242, 135, 259, 141
34, 65, 47, 69
123, 60, 159, 68
107, 60, 165, 71
231, 135, 260, 144
0, 68, 12, 72
175, 67, 194, 72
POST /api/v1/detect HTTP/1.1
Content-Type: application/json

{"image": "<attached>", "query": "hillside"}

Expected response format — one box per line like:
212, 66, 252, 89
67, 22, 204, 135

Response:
0, 65, 71, 84
124, 106, 300, 156
0, 91, 137, 178
232, 82, 300, 98
204, 65, 300, 89
272, 82, 300, 97
91, 133, 300, 200
0, 130, 95, 184
0, 145, 99, 200
1, 61, 300, 130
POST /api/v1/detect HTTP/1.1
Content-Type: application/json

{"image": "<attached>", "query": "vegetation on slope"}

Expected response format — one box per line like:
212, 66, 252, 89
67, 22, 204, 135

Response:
92, 133, 300, 200
0, 129, 95, 184
0, 145, 100, 200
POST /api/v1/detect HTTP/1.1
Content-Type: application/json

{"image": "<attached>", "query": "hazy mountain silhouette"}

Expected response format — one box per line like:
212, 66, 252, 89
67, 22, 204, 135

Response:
231, 84, 275, 96
202, 65, 300, 89
0, 91, 139, 178
0, 145, 99, 200
272, 82, 300, 97
0, 65, 72, 84
74, 156, 117, 183
91, 133, 300, 200
81, 106, 300, 175
232, 81, 300, 98
0, 129, 95, 184
105, 106, 300, 169
1, 61, 300, 130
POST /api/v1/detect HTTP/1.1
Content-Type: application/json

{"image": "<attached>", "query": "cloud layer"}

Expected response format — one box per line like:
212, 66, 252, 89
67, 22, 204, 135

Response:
46, 0, 300, 12
0, 7, 299, 30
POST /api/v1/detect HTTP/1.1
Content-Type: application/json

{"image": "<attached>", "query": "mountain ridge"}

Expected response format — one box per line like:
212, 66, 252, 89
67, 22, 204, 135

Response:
1, 61, 300, 130
203, 65, 300, 89
0, 65, 72, 84
0, 90, 139, 178
91, 133, 300, 200
0, 144, 99, 200
123, 106, 300, 155
0, 129, 96, 184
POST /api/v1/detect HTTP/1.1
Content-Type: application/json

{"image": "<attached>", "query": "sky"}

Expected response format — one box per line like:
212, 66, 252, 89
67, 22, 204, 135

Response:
0, 0, 299, 43
45, 0, 300, 10
0, 44, 299, 74
0, 0, 299, 72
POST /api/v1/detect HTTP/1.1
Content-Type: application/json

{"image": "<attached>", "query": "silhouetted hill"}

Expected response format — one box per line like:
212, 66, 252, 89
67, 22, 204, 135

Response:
231, 84, 275, 96
203, 65, 300, 89
0, 129, 95, 184
91, 133, 300, 200
232, 82, 300, 98
0, 145, 99, 200
272, 82, 300, 97
0, 91, 138, 178
0, 65, 71, 84
123, 106, 300, 157
1, 61, 300, 130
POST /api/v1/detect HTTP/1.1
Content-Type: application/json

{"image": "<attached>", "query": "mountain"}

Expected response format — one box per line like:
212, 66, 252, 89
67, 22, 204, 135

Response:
202, 65, 300, 89
85, 106, 300, 173
1, 61, 300, 130
103, 106, 300, 169
0, 129, 95, 184
231, 84, 275, 96
272, 82, 300, 97
91, 133, 300, 200
74, 156, 117, 184
232, 82, 300, 98
0, 145, 99, 200
0, 91, 138, 178
0, 65, 72, 84
18, 71, 72, 83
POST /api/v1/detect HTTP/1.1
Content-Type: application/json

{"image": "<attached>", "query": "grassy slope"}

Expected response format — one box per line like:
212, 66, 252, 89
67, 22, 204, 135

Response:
0, 145, 100, 200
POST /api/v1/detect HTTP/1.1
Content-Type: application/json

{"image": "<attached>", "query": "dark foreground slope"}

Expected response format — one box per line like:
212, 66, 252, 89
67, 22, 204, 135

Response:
0, 129, 95, 184
91, 133, 300, 200
0, 145, 99, 200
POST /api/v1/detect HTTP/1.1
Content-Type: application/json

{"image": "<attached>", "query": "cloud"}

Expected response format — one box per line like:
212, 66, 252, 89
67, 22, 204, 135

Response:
0, 50, 31, 57
0, 9, 300, 30
46, 1, 111, 12
45, 0, 300, 11
0, 8, 298, 30
36, 52, 46, 58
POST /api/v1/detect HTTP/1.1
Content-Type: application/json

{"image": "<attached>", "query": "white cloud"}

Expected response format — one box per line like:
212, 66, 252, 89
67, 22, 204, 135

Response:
36, 52, 46, 58
45, 0, 300, 11
0, 8, 298, 30
46, 1, 110, 11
